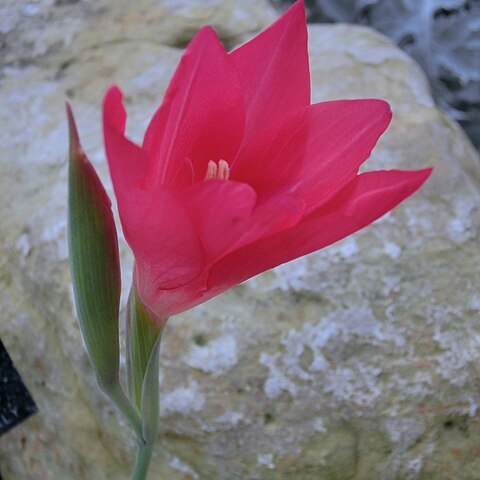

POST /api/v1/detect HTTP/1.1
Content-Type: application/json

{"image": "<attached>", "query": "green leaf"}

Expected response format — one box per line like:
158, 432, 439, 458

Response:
67, 103, 121, 389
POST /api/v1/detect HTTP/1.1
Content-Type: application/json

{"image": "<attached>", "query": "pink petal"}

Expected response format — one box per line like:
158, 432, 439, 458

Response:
140, 190, 305, 318
103, 85, 149, 203
207, 168, 432, 292
234, 192, 305, 249
142, 27, 245, 188
127, 185, 205, 291
229, 1, 310, 145
180, 181, 306, 264
231, 99, 392, 213
103, 87, 205, 291
180, 180, 257, 261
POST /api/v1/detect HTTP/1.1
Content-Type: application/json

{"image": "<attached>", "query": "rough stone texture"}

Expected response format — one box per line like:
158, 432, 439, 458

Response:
1, 2, 480, 479
0, 0, 277, 69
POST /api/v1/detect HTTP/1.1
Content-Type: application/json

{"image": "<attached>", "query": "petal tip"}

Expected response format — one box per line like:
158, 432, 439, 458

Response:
191, 25, 222, 48
414, 166, 434, 186
282, 0, 307, 27
103, 84, 127, 133
366, 98, 392, 115
104, 84, 123, 107
364, 98, 393, 129
66, 101, 82, 156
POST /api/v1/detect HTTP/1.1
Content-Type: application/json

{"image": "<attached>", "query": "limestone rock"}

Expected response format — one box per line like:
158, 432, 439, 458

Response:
1, 4, 480, 480
0, 0, 277, 70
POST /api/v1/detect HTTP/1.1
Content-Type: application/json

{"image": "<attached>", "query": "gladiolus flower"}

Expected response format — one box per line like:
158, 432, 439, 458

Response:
102, 1, 431, 320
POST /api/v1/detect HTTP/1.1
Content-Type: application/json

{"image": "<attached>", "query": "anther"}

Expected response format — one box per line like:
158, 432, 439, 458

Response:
204, 159, 230, 181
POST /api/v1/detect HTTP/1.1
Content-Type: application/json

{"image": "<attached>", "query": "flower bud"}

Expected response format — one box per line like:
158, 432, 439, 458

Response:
67, 103, 121, 389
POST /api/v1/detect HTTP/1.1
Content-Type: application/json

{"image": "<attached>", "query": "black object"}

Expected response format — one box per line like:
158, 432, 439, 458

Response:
0, 339, 37, 436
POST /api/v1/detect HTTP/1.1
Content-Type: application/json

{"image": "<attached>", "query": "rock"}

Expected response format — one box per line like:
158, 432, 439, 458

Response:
1, 3, 480, 480
0, 0, 277, 71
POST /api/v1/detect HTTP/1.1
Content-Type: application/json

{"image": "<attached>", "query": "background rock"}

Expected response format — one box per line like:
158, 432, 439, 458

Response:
1, 1, 480, 479
0, 0, 277, 70
273, 0, 480, 151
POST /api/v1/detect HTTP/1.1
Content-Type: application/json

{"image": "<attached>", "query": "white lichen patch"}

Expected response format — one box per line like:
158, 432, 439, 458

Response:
450, 196, 477, 243
469, 295, 480, 311
168, 456, 199, 479
253, 256, 311, 292
464, 395, 480, 417
447, 218, 470, 243
313, 418, 327, 433
331, 237, 359, 259
388, 371, 435, 401
15, 232, 31, 257
382, 274, 401, 297
385, 417, 425, 451
260, 352, 298, 399
383, 241, 401, 259
215, 411, 244, 427
185, 334, 238, 375
40, 217, 68, 257
252, 243, 360, 293
260, 307, 407, 406
32, 185, 69, 260
404, 202, 435, 239
257, 453, 275, 470
433, 323, 480, 387
322, 363, 384, 409
160, 381, 205, 416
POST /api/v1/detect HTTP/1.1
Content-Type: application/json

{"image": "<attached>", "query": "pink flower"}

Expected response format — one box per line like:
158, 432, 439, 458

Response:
102, 1, 431, 320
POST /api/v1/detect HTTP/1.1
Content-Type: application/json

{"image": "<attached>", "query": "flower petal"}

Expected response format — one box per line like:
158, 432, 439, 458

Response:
234, 193, 305, 249
103, 88, 205, 291
229, 1, 310, 144
137, 166, 431, 319
103, 85, 149, 204
208, 168, 432, 292
142, 26, 245, 188
140, 191, 305, 319
231, 99, 392, 213
129, 186, 205, 292
180, 180, 257, 262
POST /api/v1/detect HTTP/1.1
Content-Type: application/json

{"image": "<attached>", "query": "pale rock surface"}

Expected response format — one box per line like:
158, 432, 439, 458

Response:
1, 1, 480, 479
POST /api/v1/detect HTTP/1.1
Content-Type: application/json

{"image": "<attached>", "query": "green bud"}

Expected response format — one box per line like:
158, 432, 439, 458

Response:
127, 286, 165, 444
67, 103, 121, 389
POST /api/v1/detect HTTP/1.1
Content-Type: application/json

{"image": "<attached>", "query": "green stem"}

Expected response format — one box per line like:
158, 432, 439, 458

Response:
127, 285, 166, 480
131, 440, 154, 480
102, 381, 143, 441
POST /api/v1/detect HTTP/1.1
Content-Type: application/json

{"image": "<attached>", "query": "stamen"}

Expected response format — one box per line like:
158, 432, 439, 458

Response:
217, 159, 230, 180
204, 160, 218, 180
204, 159, 230, 181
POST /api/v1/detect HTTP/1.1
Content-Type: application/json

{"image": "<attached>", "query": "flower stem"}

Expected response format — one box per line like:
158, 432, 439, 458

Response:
102, 381, 143, 441
127, 285, 165, 480
131, 440, 154, 480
